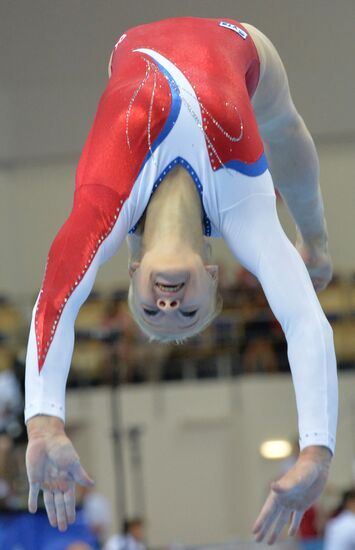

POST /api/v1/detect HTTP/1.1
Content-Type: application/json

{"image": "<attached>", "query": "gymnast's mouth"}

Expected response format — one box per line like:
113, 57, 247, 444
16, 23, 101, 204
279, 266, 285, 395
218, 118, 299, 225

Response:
155, 282, 185, 292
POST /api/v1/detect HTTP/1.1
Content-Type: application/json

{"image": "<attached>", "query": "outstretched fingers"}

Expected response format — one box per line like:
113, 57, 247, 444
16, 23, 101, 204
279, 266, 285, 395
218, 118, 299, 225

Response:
64, 484, 76, 524
27, 447, 92, 531
253, 491, 280, 542
39, 480, 76, 530
43, 490, 58, 528
28, 482, 40, 514
267, 509, 291, 545
288, 511, 304, 536
70, 460, 94, 488
54, 491, 68, 531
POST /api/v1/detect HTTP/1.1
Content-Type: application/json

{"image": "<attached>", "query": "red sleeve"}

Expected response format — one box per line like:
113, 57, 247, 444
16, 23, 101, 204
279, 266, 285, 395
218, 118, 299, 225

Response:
35, 183, 126, 370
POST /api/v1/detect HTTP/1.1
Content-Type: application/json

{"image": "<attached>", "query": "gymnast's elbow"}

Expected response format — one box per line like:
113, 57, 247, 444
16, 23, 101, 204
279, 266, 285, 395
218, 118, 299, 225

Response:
311, 311, 333, 343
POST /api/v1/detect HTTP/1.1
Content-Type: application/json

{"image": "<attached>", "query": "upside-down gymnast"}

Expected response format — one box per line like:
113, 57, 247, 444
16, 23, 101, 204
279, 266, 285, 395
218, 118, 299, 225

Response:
25, 17, 337, 545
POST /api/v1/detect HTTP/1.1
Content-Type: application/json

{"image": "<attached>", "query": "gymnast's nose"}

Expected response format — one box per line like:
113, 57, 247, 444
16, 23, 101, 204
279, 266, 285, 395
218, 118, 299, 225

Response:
157, 298, 180, 310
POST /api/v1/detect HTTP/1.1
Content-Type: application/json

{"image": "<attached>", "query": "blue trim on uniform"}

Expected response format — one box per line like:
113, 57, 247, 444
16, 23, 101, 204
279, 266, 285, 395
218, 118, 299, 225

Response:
220, 152, 268, 176
137, 59, 182, 178
129, 157, 212, 236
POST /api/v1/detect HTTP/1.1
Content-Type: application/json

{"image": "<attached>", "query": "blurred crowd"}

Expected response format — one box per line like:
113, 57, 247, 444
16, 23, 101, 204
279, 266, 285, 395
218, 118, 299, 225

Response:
0, 267, 299, 395
2, 268, 355, 391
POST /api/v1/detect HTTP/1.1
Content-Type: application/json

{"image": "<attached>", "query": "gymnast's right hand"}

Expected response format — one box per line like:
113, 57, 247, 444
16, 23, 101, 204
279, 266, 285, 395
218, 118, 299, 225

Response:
26, 415, 94, 531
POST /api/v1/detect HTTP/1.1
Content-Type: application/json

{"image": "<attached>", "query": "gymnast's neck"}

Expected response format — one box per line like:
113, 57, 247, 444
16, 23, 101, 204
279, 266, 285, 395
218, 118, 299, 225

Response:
140, 166, 207, 261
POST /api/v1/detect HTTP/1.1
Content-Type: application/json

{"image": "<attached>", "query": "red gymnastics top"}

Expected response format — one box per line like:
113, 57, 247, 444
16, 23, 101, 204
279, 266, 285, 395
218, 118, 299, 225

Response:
78, 16, 262, 194
35, 17, 264, 370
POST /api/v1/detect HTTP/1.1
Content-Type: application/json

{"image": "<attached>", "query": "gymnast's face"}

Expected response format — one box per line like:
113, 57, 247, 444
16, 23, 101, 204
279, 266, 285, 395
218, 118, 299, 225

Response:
129, 251, 218, 337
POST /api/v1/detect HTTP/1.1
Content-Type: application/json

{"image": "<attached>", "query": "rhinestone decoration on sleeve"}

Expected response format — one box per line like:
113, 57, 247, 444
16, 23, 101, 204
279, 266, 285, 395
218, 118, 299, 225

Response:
147, 66, 158, 159
125, 60, 152, 151
35, 198, 126, 368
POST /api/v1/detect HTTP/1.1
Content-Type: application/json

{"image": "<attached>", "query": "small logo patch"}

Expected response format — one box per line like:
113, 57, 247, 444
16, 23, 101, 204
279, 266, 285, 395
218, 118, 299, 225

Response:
219, 21, 248, 40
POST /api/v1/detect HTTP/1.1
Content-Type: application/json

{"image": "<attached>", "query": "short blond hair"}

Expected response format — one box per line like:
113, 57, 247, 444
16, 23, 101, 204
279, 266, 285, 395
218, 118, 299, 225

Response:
127, 282, 223, 344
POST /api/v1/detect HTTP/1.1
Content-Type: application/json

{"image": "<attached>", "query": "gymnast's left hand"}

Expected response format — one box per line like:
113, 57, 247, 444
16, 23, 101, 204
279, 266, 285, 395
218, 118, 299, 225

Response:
296, 236, 333, 292
252, 445, 332, 545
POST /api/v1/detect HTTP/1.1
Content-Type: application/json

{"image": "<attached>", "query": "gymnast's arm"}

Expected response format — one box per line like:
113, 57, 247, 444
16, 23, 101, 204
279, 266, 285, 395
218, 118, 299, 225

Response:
244, 23, 332, 291
25, 186, 129, 530
25, 84, 131, 531
25, 187, 129, 422
220, 191, 337, 543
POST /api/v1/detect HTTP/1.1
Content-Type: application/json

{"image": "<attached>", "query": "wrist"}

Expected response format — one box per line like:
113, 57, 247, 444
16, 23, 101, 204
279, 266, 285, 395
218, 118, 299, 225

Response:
27, 415, 65, 439
300, 445, 332, 464
297, 227, 328, 253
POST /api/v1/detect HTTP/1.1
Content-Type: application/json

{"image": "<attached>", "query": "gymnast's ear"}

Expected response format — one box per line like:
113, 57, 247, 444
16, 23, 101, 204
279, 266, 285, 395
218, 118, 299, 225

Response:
205, 264, 219, 281
128, 261, 140, 278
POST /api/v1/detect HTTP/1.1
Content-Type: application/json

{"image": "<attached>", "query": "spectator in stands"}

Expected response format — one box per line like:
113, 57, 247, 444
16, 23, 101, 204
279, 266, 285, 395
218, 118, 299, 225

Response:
0, 362, 23, 505
104, 518, 146, 550
323, 487, 355, 550
81, 486, 112, 543
101, 295, 142, 383
236, 275, 278, 374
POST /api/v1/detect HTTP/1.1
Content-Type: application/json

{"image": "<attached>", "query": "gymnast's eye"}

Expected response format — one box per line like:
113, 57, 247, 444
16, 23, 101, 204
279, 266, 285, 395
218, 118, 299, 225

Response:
180, 310, 198, 318
143, 308, 159, 316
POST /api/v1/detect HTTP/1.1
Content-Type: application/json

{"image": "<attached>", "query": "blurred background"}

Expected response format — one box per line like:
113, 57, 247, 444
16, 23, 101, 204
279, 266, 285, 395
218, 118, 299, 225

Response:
0, 1, 355, 549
